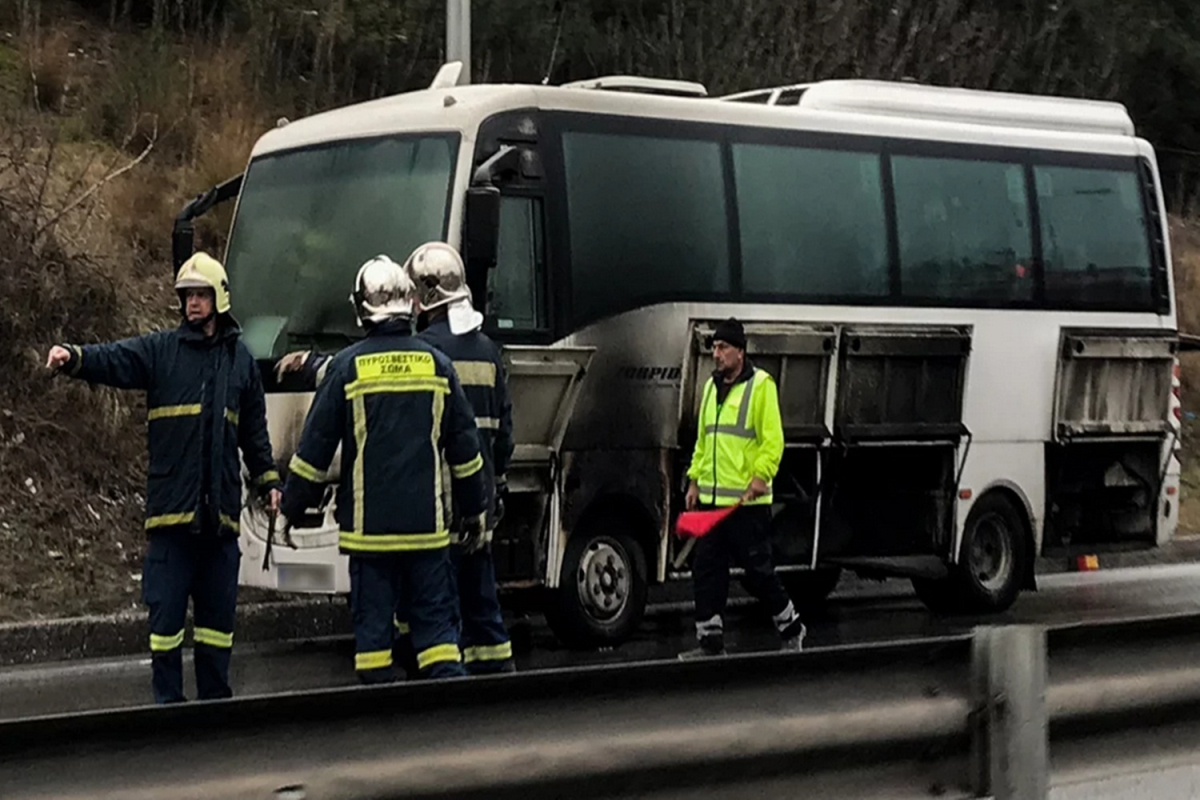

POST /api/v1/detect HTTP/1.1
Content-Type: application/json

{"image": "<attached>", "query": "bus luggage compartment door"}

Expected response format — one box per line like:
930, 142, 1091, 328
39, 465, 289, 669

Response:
684, 321, 835, 442
1053, 330, 1176, 441
834, 326, 972, 442
494, 345, 595, 582
1045, 329, 1176, 549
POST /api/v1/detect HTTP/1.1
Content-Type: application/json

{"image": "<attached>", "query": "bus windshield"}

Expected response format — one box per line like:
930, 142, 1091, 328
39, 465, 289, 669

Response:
224, 133, 459, 358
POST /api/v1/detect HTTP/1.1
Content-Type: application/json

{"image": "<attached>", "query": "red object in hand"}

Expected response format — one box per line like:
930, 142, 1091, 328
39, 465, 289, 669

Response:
675, 504, 739, 538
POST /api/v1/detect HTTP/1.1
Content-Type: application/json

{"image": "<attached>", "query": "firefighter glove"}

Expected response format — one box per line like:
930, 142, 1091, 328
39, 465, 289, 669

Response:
460, 513, 487, 554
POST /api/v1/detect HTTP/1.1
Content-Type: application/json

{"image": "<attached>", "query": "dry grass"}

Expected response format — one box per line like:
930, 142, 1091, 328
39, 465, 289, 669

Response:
0, 121, 162, 620
1171, 217, 1200, 532
24, 29, 73, 112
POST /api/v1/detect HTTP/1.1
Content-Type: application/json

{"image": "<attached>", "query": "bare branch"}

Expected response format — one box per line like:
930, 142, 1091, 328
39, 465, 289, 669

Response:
34, 119, 158, 245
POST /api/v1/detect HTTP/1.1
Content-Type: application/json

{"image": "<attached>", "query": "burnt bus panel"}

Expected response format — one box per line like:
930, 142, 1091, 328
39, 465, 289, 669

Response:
686, 321, 836, 441
1054, 330, 1176, 440
493, 488, 550, 583
1043, 441, 1159, 549
835, 326, 972, 441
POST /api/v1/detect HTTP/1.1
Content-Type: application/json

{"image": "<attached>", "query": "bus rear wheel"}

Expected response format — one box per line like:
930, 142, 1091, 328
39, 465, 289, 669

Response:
913, 492, 1026, 615
545, 524, 648, 649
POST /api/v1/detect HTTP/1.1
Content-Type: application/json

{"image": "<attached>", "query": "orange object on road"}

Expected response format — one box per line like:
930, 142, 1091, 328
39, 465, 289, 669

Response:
675, 504, 740, 538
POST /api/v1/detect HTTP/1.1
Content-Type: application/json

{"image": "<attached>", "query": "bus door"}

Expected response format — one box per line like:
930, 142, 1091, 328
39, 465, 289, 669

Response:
1047, 329, 1177, 548
824, 326, 973, 575
674, 321, 836, 574
493, 346, 595, 587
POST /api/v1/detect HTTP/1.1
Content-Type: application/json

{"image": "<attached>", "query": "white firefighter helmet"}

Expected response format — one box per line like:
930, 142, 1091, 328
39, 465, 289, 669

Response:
403, 241, 482, 334
350, 255, 415, 326
404, 241, 471, 313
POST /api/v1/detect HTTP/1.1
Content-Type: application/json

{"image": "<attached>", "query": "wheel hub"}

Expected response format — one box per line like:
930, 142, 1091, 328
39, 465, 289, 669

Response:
970, 514, 1013, 592
576, 540, 630, 621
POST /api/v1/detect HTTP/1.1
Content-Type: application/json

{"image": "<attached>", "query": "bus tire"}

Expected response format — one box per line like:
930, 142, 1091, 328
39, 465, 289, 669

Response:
781, 568, 842, 607
544, 525, 648, 649
917, 492, 1025, 615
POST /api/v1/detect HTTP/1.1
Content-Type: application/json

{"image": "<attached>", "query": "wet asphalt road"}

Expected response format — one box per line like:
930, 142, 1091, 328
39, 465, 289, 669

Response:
6, 560, 1200, 719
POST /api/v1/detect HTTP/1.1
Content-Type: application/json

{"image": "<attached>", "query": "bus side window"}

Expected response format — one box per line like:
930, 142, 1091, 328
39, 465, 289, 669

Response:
489, 195, 546, 331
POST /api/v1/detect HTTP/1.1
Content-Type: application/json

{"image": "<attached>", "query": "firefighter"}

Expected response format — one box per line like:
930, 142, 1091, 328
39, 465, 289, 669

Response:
402, 241, 515, 675
45, 252, 281, 703
279, 255, 487, 683
679, 317, 806, 659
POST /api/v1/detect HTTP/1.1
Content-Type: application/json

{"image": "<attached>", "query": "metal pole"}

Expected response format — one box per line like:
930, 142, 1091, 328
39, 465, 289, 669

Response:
971, 625, 1048, 800
446, 0, 471, 85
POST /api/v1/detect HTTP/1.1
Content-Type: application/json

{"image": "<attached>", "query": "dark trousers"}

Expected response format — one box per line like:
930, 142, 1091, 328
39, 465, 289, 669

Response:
693, 505, 792, 631
350, 550, 466, 683
451, 545, 513, 674
142, 531, 239, 704
395, 545, 513, 677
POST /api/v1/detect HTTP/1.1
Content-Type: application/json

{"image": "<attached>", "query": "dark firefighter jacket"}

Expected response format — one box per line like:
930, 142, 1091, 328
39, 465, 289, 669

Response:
281, 320, 487, 554
417, 319, 513, 530
60, 321, 280, 537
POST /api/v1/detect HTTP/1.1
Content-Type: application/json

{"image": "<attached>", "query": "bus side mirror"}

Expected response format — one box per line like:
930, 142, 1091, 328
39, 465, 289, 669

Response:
465, 185, 501, 273
172, 219, 195, 273
171, 173, 245, 273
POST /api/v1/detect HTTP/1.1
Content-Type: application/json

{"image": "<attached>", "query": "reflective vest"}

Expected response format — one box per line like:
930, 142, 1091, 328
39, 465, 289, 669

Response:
686, 367, 785, 507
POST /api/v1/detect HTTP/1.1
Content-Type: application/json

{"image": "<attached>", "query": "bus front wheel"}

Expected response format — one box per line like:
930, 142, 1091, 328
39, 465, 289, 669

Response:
544, 525, 648, 649
914, 492, 1026, 615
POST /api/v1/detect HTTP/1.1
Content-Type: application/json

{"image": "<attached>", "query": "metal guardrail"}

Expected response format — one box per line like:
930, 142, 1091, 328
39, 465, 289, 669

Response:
4, 615, 1200, 799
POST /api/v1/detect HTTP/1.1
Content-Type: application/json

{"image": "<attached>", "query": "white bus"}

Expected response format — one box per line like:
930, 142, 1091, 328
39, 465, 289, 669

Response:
174, 69, 1180, 647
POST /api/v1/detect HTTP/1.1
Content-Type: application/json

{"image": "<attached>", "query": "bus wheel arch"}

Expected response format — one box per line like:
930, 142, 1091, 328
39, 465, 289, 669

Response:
963, 483, 1037, 592
917, 487, 1031, 615
544, 494, 652, 648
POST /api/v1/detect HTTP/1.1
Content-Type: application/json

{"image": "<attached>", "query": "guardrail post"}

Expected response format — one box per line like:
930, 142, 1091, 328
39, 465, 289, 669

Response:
970, 625, 1048, 800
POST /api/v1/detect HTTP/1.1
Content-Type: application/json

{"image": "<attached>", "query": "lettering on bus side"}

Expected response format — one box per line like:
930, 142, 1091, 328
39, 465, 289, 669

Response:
619, 365, 682, 385
355, 352, 436, 379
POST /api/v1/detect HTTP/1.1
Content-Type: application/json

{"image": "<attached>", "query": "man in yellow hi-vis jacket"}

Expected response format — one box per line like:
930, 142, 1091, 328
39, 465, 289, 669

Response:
680, 318, 806, 660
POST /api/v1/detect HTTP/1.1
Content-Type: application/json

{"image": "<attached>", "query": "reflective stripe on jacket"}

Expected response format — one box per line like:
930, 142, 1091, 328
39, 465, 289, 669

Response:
418, 319, 513, 532
62, 321, 280, 536
280, 321, 487, 554
686, 366, 784, 507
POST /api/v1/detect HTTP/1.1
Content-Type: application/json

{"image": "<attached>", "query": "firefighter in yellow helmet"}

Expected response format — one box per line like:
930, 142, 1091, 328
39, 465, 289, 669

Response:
46, 251, 281, 703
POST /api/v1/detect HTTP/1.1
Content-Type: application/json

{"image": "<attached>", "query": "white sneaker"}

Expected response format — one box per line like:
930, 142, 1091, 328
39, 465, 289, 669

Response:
780, 623, 806, 653
678, 635, 727, 660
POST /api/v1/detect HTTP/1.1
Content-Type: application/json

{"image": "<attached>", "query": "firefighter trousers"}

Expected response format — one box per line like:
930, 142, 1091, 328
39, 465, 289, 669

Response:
350, 550, 466, 683
394, 544, 513, 677
142, 531, 239, 704
692, 505, 797, 641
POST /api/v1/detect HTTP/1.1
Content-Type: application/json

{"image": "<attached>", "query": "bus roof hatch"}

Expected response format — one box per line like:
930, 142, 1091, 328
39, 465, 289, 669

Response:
796, 80, 1135, 137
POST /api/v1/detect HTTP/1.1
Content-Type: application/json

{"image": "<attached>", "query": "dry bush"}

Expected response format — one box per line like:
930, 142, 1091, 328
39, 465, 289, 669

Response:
0, 116, 174, 619
24, 28, 73, 112
1171, 216, 1200, 403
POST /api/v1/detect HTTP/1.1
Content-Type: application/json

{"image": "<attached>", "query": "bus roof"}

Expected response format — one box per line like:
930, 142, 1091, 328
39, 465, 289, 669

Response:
250, 76, 1144, 160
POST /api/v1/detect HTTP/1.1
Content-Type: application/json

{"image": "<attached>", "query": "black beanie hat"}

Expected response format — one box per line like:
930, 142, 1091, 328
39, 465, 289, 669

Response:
711, 318, 747, 350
